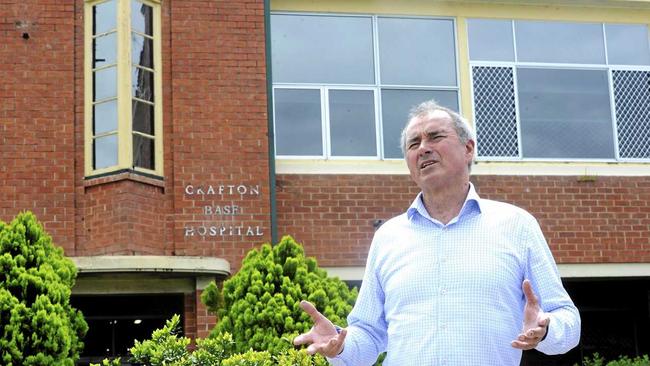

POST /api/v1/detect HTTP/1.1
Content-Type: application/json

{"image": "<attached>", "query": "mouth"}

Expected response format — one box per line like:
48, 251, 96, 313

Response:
420, 160, 437, 170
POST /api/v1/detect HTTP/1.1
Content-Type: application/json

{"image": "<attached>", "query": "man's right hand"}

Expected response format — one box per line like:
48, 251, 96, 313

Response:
293, 300, 347, 358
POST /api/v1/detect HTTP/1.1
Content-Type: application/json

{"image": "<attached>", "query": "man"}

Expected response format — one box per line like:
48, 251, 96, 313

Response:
294, 100, 581, 365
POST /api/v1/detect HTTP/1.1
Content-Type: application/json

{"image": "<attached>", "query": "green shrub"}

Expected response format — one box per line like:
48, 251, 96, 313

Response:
219, 349, 327, 366
579, 353, 650, 366
130, 315, 191, 366
221, 350, 274, 366
130, 314, 238, 366
274, 349, 328, 366
0, 212, 88, 366
202, 235, 358, 355
90, 358, 121, 366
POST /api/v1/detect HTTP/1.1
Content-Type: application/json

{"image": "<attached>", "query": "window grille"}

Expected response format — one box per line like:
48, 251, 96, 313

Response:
612, 70, 650, 159
472, 66, 519, 158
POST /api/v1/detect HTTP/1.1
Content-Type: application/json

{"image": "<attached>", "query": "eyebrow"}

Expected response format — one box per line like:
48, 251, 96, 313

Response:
406, 129, 447, 144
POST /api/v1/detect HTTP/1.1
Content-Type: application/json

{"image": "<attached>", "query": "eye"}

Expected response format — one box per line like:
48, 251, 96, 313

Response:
408, 142, 419, 150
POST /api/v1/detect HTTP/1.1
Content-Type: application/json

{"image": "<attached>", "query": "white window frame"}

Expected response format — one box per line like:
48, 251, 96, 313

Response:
271, 12, 461, 161
469, 20, 650, 163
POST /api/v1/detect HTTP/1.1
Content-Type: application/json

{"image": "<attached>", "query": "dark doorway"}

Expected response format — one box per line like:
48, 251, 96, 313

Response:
522, 278, 650, 365
72, 294, 184, 366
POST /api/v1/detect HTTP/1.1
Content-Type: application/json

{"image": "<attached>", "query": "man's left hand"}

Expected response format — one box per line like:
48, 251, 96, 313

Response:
511, 279, 550, 350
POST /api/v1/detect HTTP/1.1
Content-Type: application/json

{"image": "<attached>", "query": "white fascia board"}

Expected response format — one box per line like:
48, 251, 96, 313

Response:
71, 255, 231, 277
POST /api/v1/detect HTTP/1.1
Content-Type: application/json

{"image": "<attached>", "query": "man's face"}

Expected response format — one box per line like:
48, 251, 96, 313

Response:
404, 110, 475, 191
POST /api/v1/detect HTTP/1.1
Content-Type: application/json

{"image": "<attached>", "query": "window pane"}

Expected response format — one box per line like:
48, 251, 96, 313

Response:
132, 1, 153, 36
329, 90, 376, 157
271, 14, 374, 84
378, 17, 456, 86
132, 33, 153, 68
132, 67, 154, 101
94, 66, 117, 101
381, 89, 459, 159
468, 19, 514, 61
133, 134, 155, 170
274, 89, 323, 156
515, 21, 605, 64
94, 134, 118, 169
132, 100, 154, 135
93, 0, 117, 35
93, 32, 117, 68
605, 24, 650, 66
517, 68, 615, 159
94, 99, 118, 135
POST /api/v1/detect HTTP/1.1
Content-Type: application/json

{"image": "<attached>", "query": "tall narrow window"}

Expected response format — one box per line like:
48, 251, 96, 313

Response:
85, 0, 162, 177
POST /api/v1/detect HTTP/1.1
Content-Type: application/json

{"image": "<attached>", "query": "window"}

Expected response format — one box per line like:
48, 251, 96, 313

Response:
469, 19, 650, 161
85, 0, 163, 177
271, 14, 459, 159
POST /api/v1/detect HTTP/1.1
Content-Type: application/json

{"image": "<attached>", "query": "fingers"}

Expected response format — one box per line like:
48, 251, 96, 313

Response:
510, 339, 536, 350
538, 315, 550, 328
522, 279, 539, 307
305, 328, 347, 357
511, 315, 550, 350
511, 331, 543, 350
293, 332, 312, 346
300, 300, 326, 323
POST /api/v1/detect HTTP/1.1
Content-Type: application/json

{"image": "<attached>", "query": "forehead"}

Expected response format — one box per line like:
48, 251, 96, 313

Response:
405, 110, 454, 138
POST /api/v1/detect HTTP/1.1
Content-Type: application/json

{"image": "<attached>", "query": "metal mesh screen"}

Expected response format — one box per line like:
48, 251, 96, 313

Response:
612, 70, 650, 159
472, 66, 519, 158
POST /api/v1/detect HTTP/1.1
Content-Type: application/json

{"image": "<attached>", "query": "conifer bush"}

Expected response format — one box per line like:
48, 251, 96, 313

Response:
202, 235, 358, 355
0, 212, 88, 366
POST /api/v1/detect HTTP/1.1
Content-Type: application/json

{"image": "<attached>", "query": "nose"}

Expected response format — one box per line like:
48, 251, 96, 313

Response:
416, 140, 433, 157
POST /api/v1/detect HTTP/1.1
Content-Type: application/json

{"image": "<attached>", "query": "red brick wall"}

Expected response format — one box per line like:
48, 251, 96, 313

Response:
67, 0, 270, 266
0, 2, 77, 251
276, 174, 650, 266
167, 0, 270, 268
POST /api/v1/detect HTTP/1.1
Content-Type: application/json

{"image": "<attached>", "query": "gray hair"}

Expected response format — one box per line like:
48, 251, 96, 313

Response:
400, 99, 476, 156
399, 100, 476, 168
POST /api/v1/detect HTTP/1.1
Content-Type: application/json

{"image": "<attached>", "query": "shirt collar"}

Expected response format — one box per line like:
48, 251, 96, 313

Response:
407, 182, 483, 223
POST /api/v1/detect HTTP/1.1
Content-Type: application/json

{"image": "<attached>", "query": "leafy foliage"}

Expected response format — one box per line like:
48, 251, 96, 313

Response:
90, 358, 121, 366
130, 315, 192, 366
129, 314, 327, 366
130, 314, 237, 366
578, 353, 650, 366
202, 235, 358, 354
220, 349, 328, 366
0, 212, 88, 366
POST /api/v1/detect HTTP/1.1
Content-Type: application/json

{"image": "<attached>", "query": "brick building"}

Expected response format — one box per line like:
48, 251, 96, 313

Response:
1, 0, 649, 364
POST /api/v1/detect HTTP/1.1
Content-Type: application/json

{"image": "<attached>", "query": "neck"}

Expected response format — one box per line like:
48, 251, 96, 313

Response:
421, 181, 470, 225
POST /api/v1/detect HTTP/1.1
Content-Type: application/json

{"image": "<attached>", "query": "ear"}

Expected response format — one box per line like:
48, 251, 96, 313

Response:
464, 139, 475, 161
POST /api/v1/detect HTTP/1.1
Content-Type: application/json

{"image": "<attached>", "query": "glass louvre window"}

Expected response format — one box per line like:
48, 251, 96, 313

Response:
86, 0, 162, 176
271, 14, 460, 159
469, 19, 650, 161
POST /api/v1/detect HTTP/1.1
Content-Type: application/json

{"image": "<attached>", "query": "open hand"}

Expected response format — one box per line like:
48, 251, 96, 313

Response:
293, 300, 347, 357
511, 279, 550, 350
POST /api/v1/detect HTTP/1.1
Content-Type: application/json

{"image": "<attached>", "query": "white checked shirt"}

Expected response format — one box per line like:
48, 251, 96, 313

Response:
329, 184, 580, 366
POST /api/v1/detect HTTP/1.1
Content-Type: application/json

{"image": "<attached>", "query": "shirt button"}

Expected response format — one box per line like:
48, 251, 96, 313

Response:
441, 324, 447, 330
440, 289, 447, 295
